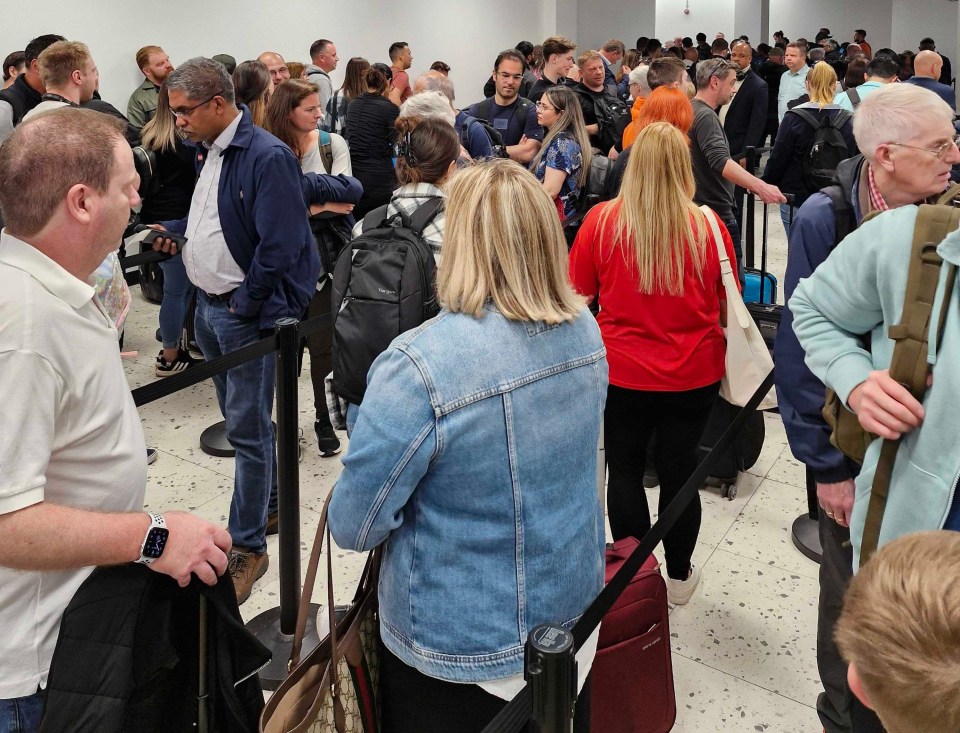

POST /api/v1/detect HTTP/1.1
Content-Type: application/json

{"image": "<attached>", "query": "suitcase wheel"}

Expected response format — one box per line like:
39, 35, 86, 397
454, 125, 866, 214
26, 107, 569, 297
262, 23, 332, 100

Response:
720, 482, 737, 501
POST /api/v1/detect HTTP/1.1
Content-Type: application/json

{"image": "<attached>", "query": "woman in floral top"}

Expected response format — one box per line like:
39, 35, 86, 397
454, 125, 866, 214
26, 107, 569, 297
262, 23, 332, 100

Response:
529, 85, 593, 221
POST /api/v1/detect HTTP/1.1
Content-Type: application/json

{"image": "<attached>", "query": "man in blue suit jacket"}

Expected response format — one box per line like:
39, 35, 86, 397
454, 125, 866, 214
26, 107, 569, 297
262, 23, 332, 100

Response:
599, 39, 630, 101
905, 50, 956, 110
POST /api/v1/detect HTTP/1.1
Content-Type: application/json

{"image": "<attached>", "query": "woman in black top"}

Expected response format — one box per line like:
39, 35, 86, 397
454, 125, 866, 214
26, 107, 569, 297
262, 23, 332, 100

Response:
138, 84, 201, 376
345, 66, 400, 219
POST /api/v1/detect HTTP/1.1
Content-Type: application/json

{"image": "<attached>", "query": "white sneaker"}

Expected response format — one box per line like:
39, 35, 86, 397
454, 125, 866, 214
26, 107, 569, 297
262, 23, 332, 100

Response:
666, 564, 701, 606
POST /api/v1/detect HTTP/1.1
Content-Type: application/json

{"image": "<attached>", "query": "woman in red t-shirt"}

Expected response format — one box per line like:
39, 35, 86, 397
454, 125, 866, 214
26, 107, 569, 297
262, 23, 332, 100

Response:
569, 122, 738, 605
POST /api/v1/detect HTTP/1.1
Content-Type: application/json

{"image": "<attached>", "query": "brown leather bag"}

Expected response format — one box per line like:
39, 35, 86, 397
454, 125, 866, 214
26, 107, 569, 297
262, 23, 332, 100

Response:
259, 498, 381, 733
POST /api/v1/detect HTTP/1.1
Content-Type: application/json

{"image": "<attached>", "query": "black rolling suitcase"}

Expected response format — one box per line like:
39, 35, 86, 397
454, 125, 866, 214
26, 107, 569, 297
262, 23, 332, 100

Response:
138, 239, 165, 304
697, 396, 765, 499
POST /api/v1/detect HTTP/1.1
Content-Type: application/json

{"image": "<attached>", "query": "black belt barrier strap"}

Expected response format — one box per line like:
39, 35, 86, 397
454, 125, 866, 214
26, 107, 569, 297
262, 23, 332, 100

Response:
120, 249, 172, 269
481, 369, 775, 733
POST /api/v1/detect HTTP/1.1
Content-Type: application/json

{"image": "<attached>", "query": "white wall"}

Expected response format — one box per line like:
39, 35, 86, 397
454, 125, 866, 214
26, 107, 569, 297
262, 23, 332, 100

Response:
1, 0, 545, 116
656, 0, 736, 44
891, 0, 958, 70
577, 0, 655, 56
768, 0, 892, 50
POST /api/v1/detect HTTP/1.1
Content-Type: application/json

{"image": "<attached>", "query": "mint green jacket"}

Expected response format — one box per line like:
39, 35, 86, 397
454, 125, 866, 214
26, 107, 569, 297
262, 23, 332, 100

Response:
790, 206, 960, 569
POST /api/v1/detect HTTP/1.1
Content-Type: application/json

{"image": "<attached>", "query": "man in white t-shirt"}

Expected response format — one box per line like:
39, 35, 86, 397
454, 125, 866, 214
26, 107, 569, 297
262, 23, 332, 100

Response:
0, 108, 231, 733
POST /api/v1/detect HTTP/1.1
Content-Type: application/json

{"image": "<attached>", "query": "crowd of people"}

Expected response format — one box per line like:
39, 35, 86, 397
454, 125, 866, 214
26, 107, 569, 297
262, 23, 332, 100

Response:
0, 22, 959, 733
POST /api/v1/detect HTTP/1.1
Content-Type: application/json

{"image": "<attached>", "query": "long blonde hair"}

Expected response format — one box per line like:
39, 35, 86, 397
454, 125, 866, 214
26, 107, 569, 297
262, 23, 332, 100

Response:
139, 84, 180, 153
438, 159, 585, 323
529, 85, 592, 187
599, 122, 706, 295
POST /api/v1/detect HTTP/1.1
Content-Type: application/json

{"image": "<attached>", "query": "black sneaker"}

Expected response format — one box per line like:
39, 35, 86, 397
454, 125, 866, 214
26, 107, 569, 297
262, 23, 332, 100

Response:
155, 349, 203, 378
315, 421, 342, 457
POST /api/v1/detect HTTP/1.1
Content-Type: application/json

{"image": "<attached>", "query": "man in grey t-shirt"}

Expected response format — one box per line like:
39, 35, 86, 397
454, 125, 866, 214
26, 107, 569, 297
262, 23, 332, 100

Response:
690, 58, 784, 269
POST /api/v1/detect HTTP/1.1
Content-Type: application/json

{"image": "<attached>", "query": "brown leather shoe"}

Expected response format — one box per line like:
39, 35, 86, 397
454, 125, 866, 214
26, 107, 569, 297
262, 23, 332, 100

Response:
266, 511, 278, 536
228, 549, 269, 605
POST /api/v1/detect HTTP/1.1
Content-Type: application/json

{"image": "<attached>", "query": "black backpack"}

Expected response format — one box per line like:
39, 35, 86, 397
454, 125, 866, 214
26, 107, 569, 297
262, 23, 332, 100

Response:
576, 88, 632, 154
331, 198, 443, 404
458, 113, 509, 159
789, 108, 853, 193
472, 97, 534, 146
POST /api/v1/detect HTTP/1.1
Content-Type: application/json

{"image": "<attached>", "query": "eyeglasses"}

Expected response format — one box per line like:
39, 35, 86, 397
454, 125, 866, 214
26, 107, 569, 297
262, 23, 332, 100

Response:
887, 134, 960, 161
170, 92, 222, 119
535, 102, 557, 111
706, 59, 735, 80
497, 71, 523, 82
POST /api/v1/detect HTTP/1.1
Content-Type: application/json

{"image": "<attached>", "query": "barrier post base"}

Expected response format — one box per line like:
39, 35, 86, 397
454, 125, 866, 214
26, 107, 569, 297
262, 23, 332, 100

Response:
246, 604, 321, 690
200, 420, 277, 458
791, 515, 822, 564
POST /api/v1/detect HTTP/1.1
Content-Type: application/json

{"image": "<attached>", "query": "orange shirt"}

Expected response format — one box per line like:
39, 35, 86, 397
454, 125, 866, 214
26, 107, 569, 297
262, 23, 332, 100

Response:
621, 97, 646, 149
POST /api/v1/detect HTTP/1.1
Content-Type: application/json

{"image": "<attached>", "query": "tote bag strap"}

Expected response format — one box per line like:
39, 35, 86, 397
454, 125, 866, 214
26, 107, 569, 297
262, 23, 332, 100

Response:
701, 205, 751, 329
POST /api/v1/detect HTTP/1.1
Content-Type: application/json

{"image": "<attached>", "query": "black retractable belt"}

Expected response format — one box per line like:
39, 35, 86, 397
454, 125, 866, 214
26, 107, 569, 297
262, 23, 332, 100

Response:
482, 370, 775, 733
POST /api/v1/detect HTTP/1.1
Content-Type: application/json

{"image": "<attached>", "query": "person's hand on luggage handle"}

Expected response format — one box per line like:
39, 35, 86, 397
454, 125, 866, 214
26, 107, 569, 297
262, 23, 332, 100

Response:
147, 223, 179, 256
848, 368, 925, 441
817, 479, 854, 527
752, 180, 787, 205
149, 511, 232, 587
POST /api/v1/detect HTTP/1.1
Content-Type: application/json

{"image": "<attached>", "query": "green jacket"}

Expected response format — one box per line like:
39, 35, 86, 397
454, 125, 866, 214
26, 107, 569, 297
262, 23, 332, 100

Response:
791, 206, 960, 569
126, 79, 158, 131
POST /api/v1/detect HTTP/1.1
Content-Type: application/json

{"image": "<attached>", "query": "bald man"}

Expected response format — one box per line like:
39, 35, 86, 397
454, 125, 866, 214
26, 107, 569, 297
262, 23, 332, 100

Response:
905, 50, 956, 109
257, 51, 290, 90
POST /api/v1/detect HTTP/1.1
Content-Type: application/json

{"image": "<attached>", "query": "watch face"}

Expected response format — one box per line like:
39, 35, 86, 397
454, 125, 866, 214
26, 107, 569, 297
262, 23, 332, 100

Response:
143, 527, 169, 559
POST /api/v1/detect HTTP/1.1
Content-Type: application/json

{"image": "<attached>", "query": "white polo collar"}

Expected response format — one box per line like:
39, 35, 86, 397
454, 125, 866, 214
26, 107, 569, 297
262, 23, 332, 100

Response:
0, 230, 95, 309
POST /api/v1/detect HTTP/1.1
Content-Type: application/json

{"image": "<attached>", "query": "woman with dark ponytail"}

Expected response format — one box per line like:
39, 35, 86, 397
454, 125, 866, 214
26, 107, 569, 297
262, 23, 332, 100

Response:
345, 66, 401, 217
351, 115, 460, 259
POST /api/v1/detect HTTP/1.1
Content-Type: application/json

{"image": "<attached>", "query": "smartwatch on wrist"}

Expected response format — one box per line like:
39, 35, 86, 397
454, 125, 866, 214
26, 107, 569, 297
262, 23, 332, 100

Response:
137, 512, 169, 565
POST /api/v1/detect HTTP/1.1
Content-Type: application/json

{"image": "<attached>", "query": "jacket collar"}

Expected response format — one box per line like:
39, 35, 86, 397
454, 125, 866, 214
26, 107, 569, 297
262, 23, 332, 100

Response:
185, 104, 254, 154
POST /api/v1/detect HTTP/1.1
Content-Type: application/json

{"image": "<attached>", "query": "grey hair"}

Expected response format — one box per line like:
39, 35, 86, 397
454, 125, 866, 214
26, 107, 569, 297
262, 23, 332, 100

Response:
809, 47, 825, 63
629, 65, 651, 97
416, 72, 455, 102
695, 58, 734, 90
399, 90, 455, 125
853, 84, 955, 161
166, 56, 235, 104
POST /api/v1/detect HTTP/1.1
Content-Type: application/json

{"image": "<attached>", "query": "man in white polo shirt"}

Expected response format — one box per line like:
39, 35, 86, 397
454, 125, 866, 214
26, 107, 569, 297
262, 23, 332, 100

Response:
0, 108, 231, 733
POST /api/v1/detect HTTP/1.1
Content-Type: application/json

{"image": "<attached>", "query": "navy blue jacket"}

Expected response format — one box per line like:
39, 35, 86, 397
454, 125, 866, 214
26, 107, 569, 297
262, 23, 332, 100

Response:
903, 75, 957, 111
761, 105, 858, 206
602, 56, 630, 101
774, 155, 864, 483
162, 106, 361, 329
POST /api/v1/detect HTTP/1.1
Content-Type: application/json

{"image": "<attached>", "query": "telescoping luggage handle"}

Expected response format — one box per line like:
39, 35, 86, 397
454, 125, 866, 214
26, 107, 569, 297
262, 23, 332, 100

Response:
481, 369, 775, 733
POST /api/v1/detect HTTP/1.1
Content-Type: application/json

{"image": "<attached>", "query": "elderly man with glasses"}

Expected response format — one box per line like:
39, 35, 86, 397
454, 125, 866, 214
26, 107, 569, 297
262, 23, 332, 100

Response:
690, 57, 784, 272
150, 57, 359, 604
776, 83, 960, 733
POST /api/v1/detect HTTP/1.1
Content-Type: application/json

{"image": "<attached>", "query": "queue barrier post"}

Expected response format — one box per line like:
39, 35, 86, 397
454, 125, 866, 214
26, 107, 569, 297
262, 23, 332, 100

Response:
526, 624, 577, 733
246, 317, 321, 689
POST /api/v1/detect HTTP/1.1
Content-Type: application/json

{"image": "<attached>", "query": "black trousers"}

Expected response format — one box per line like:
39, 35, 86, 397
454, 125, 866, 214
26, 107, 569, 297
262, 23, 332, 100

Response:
380, 645, 592, 733
604, 382, 718, 580
816, 509, 886, 733
305, 284, 333, 427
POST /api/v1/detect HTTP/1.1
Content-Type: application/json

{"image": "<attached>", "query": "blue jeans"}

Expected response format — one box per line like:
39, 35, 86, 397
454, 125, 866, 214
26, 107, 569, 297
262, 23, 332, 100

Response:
0, 690, 43, 733
780, 203, 798, 241
195, 293, 277, 553
158, 254, 196, 349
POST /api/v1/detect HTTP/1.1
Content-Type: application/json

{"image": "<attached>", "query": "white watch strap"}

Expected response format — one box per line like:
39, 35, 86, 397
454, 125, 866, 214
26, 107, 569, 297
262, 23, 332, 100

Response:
136, 512, 167, 565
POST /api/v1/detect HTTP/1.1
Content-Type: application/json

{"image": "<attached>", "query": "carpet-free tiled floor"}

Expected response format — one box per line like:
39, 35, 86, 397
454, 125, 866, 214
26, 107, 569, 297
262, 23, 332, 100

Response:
124, 202, 825, 730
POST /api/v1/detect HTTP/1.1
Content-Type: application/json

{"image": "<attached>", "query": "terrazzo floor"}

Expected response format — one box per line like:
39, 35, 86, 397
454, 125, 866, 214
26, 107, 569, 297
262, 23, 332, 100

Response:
124, 200, 822, 731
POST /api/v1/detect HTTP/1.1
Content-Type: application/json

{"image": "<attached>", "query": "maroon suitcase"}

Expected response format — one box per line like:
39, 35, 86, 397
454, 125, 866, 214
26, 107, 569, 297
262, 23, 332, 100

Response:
590, 537, 676, 733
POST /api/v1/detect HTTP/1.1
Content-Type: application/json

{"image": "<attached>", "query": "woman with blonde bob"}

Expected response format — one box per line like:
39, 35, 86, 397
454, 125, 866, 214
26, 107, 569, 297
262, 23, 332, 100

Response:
329, 160, 606, 733
570, 122, 738, 606
762, 61, 858, 236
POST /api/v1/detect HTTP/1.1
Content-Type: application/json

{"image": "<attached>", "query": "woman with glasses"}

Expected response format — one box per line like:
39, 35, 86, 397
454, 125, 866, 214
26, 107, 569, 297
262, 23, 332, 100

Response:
569, 122, 738, 606
529, 85, 592, 222
762, 61, 859, 237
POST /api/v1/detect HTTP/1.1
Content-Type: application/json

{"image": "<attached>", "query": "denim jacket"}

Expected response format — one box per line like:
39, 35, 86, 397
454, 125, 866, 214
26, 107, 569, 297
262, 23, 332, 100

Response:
328, 305, 608, 682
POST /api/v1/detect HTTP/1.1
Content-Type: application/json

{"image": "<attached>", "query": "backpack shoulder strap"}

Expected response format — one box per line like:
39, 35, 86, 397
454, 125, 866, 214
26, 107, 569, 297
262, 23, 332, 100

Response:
846, 87, 861, 109
833, 109, 853, 129
318, 130, 333, 174
475, 98, 492, 121
788, 107, 821, 129
860, 203, 960, 566
407, 197, 444, 234
360, 204, 391, 233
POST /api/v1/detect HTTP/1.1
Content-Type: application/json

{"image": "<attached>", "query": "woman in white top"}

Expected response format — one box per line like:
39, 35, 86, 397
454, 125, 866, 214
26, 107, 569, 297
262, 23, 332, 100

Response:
266, 78, 357, 457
